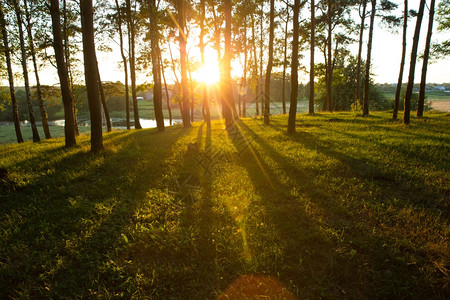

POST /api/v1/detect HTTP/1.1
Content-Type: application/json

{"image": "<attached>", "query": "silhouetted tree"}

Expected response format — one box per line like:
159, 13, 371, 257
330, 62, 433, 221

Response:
0, 3, 23, 143
50, 0, 76, 147
287, 0, 300, 135
80, 0, 103, 151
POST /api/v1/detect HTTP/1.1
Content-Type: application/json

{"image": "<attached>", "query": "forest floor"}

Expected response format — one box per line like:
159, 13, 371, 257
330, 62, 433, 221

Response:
0, 112, 449, 299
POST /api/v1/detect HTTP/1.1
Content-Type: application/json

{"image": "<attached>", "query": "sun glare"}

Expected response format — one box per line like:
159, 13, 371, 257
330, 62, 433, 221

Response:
194, 64, 220, 85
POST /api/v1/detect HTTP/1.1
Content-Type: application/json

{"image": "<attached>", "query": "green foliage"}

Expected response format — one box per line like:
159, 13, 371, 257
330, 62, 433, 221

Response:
0, 112, 449, 299
315, 57, 389, 111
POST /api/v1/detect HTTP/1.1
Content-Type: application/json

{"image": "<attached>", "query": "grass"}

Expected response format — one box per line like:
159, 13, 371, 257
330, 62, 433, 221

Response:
0, 111, 449, 299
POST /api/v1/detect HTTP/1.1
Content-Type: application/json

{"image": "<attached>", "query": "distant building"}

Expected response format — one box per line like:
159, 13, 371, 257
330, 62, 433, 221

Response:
434, 86, 446, 91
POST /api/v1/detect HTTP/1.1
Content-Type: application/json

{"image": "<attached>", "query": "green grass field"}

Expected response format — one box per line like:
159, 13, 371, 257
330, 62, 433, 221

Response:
1, 112, 449, 298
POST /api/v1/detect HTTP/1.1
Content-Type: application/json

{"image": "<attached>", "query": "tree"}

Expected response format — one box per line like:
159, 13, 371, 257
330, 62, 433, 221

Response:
430, 0, 449, 58
222, 0, 233, 128
97, 63, 112, 132
403, 0, 425, 125
417, 0, 436, 117
362, 0, 376, 116
177, 0, 191, 128
287, 0, 300, 135
0, 2, 23, 143
263, 0, 275, 125
355, 0, 368, 106
281, 3, 290, 115
24, 0, 51, 139
199, 0, 210, 126
149, 0, 164, 131
114, 0, 130, 130
126, 0, 142, 129
392, 0, 408, 120
309, 0, 315, 114
50, 0, 76, 147
13, 0, 40, 143
80, 0, 103, 151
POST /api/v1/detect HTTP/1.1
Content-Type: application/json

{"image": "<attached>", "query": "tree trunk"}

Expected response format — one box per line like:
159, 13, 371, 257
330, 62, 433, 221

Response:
0, 5, 23, 143
259, 3, 264, 116
24, 0, 51, 139
309, 0, 315, 114
264, 0, 275, 125
96, 64, 112, 132
282, 3, 289, 115
404, 0, 425, 125
115, 0, 131, 130
251, 15, 259, 117
63, 0, 78, 136
222, 0, 234, 128
80, 0, 103, 152
243, 18, 247, 118
177, 0, 191, 128
149, 0, 164, 131
13, 0, 40, 143
160, 50, 172, 126
126, 0, 142, 129
355, 0, 367, 106
326, 0, 333, 112
393, 0, 408, 120
363, 0, 376, 117
417, 0, 435, 117
199, 0, 210, 127
50, 0, 76, 147
287, 0, 300, 135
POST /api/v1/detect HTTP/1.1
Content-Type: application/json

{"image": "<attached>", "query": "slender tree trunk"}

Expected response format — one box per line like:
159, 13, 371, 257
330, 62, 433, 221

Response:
80, 0, 103, 152
326, 0, 333, 112
50, 0, 76, 147
251, 15, 259, 116
264, 0, 275, 125
13, 0, 40, 143
363, 0, 376, 117
417, 0, 435, 117
259, 3, 264, 116
0, 5, 23, 143
63, 0, 79, 136
187, 56, 195, 122
309, 0, 315, 114
355, 0, 367, 105
24, 0, 51, 139
149, 0, 164, 131
126, 0, 142, 129
222, 0, 233, 128
393, 0, 408, 120
243, 19, 247, 118
178, 0, 191, 128
287, 0, 300, 135
115, 0, 130, 130
282, 3, 289, 115
404, 0, 426, 124
199, 0, 210, 127
168, 42, 183, 119
160, 50, 172, 126
96, 64, 112, 132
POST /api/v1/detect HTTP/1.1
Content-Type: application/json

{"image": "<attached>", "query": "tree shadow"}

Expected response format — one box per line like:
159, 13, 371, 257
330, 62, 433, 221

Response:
229, 121, 448, 298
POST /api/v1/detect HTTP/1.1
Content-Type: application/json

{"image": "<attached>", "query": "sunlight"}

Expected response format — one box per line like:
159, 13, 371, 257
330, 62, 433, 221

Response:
193, 63, 220, 85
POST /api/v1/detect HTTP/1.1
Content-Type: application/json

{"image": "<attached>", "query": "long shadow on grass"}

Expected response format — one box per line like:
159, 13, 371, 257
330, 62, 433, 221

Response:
233, 121, 446, 299
0, 127, 189, 298
226, 122, 369, 298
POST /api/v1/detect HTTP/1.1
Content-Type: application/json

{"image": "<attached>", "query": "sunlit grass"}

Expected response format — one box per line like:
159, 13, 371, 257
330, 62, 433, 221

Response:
0, 111, 449, 298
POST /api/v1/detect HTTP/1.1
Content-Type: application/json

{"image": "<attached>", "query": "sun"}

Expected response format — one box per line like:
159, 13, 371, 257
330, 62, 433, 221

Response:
193, 63, 220, 85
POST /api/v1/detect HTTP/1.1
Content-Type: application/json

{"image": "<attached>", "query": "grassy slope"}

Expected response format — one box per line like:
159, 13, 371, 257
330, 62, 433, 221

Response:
0, 112, 449, 299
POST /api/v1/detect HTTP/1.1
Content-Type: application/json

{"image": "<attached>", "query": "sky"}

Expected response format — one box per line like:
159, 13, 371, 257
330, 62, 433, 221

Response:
3, 0, 450, 87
